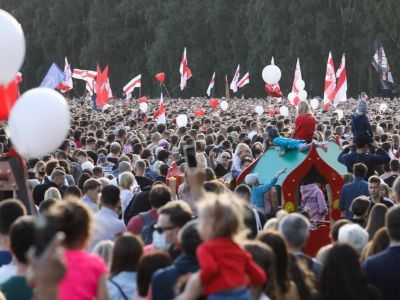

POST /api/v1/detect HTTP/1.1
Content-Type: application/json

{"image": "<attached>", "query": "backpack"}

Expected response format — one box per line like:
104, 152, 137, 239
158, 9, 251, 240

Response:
139, 211, 156, 245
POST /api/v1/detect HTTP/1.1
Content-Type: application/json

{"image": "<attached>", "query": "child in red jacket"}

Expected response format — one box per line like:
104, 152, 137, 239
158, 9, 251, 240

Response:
293, 100, 316, 143
196, 194, 267, 300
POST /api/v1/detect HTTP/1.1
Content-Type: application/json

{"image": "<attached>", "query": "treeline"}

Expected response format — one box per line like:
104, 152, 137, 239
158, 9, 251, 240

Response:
1, 0, 399, 98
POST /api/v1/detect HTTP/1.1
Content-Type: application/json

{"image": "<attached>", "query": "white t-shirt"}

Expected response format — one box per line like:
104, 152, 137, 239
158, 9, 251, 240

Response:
0, 262, 17, 284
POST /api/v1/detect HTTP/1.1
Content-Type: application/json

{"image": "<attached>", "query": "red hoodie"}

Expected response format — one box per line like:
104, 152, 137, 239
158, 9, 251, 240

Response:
293, 114, 316, 142
197, 237, 266, 295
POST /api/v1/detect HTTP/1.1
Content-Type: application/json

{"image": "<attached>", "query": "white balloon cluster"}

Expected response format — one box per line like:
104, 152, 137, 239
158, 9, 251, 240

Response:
139, 102, 148, 113
310, 98, 319, 110
288, 79, 308, 105
176, 114, 188, 127
1, 9, 71, 158
279, 106, 289, 117
379, 103, 387, 113
220, 100, 229, 111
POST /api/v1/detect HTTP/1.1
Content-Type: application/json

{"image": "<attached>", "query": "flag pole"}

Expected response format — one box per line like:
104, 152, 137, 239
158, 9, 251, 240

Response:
162, 83, 172, 100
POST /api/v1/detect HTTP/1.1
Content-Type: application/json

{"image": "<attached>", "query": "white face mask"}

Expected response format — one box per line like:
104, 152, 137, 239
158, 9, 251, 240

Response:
152, 231, 171, 251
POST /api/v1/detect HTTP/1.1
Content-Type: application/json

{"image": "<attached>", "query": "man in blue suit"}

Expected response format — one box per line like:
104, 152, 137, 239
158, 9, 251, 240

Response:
363, 206, 400, 300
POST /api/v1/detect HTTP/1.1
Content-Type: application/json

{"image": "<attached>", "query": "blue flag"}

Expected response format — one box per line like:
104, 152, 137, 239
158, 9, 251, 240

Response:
40, 63, 64, 89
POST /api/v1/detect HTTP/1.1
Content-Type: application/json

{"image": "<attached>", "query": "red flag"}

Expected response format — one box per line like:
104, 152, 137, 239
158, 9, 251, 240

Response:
0, 79, 18, 120
180, 47, 189, 90
153, 93, 166, 124
206, 72, 215, 96
96, 64, 109, 109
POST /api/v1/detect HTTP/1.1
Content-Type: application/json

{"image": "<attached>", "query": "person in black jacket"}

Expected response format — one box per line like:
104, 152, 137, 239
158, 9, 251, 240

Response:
151, 220, 202, 300
32, 170, 67, 206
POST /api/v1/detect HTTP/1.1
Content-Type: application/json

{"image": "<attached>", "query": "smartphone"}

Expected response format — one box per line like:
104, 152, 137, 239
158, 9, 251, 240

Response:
184, 144, 197, 168
34, 215, 57, 257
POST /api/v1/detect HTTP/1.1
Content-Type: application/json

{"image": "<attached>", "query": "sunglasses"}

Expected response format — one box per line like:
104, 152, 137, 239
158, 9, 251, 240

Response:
221, 156, 231, 159
154, 225, 177, 234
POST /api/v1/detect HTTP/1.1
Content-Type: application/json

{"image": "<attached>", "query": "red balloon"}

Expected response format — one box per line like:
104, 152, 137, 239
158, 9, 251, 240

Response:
138, 96, 148, 103
155, 72, 165, 84
209, 98, 219, 109
0, 79, 18, 120
194, 108, 205, 117
268, 108, 275, 116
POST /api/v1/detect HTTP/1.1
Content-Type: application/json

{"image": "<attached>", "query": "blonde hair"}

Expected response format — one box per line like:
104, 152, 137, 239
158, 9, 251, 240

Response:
198, 193, 247, 240
119, 171, 135, 189
196, 153, 207, 169
297, 100, 313, 116
92, 240, 114, 268
44, 187, 62, 200
235, 143, 251, 156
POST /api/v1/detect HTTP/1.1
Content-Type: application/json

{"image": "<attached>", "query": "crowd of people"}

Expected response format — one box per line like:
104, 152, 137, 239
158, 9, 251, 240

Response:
0, 94, 399, 300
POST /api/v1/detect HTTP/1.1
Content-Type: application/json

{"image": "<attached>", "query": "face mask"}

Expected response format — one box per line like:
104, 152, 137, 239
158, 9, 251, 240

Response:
152, 231, 171, 251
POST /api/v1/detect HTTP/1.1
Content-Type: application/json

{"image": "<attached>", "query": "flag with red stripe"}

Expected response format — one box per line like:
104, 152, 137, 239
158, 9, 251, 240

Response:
333, 54, 347, 107
206, 72, 215, 96
225, 75, 230, 98
237, 72, 249, 88
123, 74, 141, 98
324, 52, 336, 102
153, 93, 166, 124
72, 68, 97, 95
180, 47, 189, 90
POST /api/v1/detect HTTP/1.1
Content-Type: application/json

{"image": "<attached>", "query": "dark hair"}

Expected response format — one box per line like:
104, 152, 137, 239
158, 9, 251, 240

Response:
204, 167, 216, 181
51, 201, 91, 249
355, 137, 369, 149
353, 163, 368, 178
330, 219, 351, 242
157, 149, 170, 162
158, 201, 192, 228
350, 196, 370, 217
38, 198, 58, 214
234, 184, 251, 202
101, 185, 121, 207
386, 206, 400, 241
319, 244, 372, 300
203, 180, 226, 194
0, 199, 27, 235
366, 204, 388, 240
180, 220, 202, 256
65, 185, 82, 198
77, 173, 92, 192
83, 178, 101, 194
258, 230, 291, 294
10, 216, 34, 263
45, 160, 59, 176
111, 233, 143, 276
390, 159, 400, 172
159, 164, 169, 177
244, 241, 277, 299
136, 251, 172, 296
149, 185, 171, 208
92, 166, 103, 178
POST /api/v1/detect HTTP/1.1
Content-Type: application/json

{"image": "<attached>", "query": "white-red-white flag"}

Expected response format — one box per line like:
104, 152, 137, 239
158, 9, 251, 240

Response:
333, 54, 347, 107
180, 47, 189, 90
206, 72, 215, 97
123, 74, 141, 98
72, 68, 97, 95
230, 65, 240, 92
324, 52, 336, 102
153, 93, 166, 124
289, 58, 302, 106
237, 72, 250, 88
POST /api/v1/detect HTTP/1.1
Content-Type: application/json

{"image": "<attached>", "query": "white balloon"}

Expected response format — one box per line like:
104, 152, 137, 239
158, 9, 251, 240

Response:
176, 114, 188, 127
295, 79, 305, 91
8, 88, 70, 158
220, 100, 229, 111
254, 105, 264, 115
262, 65, 281, 84
139, 102, 148, 113
288, 92, 296, 103
279, 106, 289, 117
334, 109, 344, 120
379, 103, 387, 113
0, 10, 26, 85
298, 89, 308, 101
310, 98, 319, 110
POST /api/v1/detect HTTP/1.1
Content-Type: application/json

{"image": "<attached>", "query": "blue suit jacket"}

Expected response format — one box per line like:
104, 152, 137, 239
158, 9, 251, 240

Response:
363, 246, 400, 300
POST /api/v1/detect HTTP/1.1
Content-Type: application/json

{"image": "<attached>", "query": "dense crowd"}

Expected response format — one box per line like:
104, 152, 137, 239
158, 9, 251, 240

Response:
0, 95, 399, 300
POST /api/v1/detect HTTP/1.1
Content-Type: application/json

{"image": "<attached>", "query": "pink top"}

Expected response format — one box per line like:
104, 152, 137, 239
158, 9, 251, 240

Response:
59, 249, 108, 300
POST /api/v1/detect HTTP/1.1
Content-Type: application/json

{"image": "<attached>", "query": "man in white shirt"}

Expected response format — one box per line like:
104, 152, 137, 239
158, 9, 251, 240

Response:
89, 185, 126, 250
